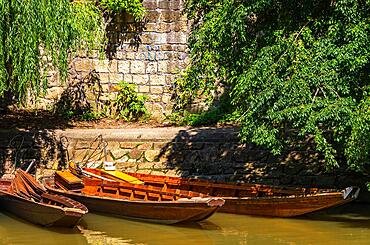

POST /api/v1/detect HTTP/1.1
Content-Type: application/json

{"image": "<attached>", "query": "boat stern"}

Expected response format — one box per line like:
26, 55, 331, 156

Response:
343, 186, 360, 200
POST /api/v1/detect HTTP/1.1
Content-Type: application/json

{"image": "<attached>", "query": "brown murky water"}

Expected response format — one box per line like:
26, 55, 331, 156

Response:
1, 204, 370, 245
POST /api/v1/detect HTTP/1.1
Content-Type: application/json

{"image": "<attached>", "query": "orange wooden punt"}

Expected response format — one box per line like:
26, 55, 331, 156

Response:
84, 168, 360, 218
43, 171, 225, 224
0, 169, 88, 227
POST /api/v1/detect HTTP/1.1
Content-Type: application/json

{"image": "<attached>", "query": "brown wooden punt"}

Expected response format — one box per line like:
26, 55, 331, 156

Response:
85, 168, 360, 218
43, 171, 225, 224
0, 169, 88, 227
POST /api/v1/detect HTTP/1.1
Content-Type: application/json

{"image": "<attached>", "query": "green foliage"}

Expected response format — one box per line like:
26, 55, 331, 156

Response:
0, 0, 144, 101
71, 1, 106, 52
114, 81, 148, 121
184, 0, 370, 170
100, 0, 145, 20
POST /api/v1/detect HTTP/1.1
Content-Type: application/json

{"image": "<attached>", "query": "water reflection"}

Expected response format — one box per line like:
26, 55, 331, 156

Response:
0, 204, 370, 245
78, 213, 218, 245
0, 212, 87, 245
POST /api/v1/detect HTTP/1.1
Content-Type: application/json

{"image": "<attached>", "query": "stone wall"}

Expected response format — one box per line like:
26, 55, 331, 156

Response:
33, 0, 190, 119
1, 127, 368, 202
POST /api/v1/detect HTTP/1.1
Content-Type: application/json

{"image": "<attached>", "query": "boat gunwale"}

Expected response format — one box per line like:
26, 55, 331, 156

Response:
0, 186, 87, 215
43, 182, 223, 206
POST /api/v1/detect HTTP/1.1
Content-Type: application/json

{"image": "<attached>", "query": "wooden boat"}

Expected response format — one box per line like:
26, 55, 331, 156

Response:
43, 170, 225, 224
0, 169, 88, 227
85, 168, 361, 218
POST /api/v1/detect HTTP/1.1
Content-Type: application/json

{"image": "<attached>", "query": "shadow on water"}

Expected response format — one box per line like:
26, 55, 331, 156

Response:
299, 203, 370, 229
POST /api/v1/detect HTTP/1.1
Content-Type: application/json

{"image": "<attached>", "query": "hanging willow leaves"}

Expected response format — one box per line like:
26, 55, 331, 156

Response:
182, 0, 370, 171
0, 0, 144, 101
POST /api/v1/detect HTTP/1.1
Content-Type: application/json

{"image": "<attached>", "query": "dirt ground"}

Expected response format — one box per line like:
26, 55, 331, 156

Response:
0, 110, 172, 130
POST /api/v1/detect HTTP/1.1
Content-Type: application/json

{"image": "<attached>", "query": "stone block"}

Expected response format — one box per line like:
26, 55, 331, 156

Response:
150, 170, 167, 176
154, 33, 167, 44
171, 21, 187, 32
164, 169, 180, 176
137, 169, 153, 174
139, 85, 150, 93
99, 73, 110, 84
151, 103, 165, 120
128, 149, 143, 160
93, 60, 118, 73
175, 45, 188, 52
145, 10, 160, 23
45, 87, 64, 100
150, 75, 166, 85
148, 95, 162, 102
137, 162, 155, 170
161, 10, 181, 22
153, 142, 169, 150
116, 51, 126, 59
145, 23, 157, 32
165, 75, 175, 85
132, 74, 149, 84
158, 61, 168, 73
140, 33, 156, 44
110, 73, 123, 84
146, 62, 158, 74
137, 143, 153, 150
123, 74, 133, 83
162, 94, 172, 104
144, 150, 161, 162
110, 149, 130, 160
118, 61, 130, 73
151, 86, 163, 94
170, 0, 182, 10
131, 61, 146, 74
158, 0, 170, 9
167, 62, 181, 74
74, 59, 92, 72
167, 32, 187, 44
143, 0, 157, 10
120, 142, 140, 149
160, 45, 175, 51
158, 23, 171, 33
115, 161, 138, 169
178, 52, 188, 60
74, 141, 91, 150
126, 52, 136, 60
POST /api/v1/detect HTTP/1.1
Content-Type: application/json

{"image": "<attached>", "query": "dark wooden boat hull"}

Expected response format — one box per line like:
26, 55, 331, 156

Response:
0, 191, 85, 227
111, 171, 360, 218
219, 193, 355, 217
46, 187, 221, 224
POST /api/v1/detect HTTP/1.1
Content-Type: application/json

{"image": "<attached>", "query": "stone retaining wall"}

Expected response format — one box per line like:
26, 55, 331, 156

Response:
32, 0, 190, 119
1, 127, 368, 202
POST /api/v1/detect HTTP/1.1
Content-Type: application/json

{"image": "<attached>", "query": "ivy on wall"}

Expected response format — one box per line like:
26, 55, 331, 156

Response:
181, 0, 370, 171
0, 0, 144, 101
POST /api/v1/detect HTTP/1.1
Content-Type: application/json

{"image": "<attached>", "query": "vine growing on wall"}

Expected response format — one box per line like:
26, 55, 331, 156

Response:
0, 0, 144, 102
181, 0, 370, 171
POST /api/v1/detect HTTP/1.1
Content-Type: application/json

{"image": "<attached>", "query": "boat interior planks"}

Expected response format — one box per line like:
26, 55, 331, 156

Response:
43, 171, 225, 224
0, 169, 88, 227
85, 168, 360, 218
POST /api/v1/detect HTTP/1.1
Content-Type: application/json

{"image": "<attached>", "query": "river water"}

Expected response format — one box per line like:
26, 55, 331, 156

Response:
1, 204, 370, 245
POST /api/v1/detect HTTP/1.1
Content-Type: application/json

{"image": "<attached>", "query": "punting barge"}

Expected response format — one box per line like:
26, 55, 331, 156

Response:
86, 168, 360, 218
0, 169, 87, 227
43, 171, 225, 224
